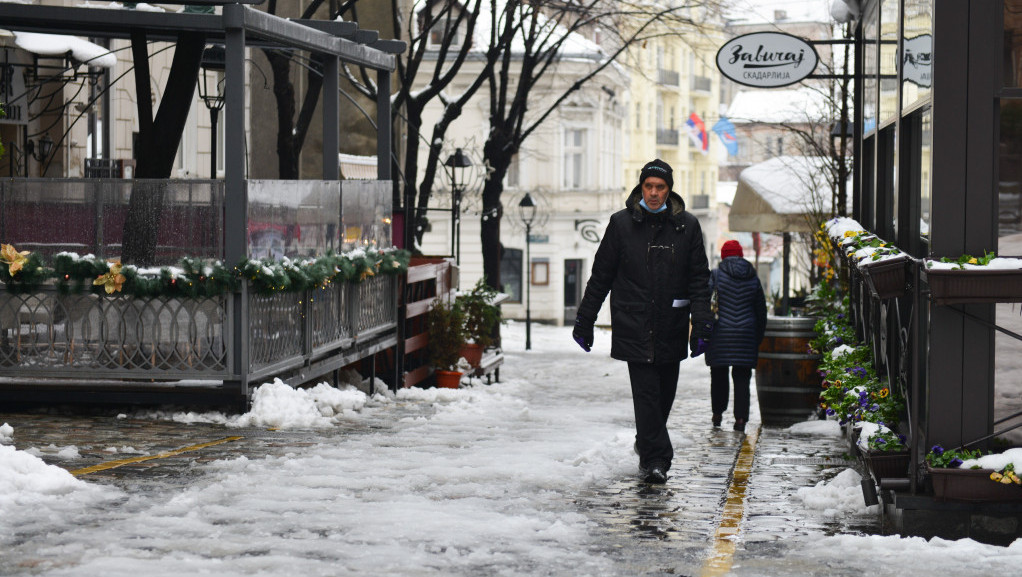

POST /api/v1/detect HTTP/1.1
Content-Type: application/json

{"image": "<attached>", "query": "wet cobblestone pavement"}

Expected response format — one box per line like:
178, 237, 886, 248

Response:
1, 357, 880, 576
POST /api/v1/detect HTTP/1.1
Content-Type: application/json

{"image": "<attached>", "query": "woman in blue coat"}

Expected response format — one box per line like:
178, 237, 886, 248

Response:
706, 240, 767, 432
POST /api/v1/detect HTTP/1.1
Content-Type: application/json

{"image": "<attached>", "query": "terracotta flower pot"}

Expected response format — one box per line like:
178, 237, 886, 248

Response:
459, 343, 483, 368
435, 370, 463, 389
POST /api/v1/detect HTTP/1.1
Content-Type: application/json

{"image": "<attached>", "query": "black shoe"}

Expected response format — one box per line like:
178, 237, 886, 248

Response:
712, 413, 722, 427
640, 461, 668, 484
733, 419, 746, 432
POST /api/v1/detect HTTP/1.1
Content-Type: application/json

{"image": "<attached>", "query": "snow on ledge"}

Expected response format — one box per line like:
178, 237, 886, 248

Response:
925, 257, 1022, 271
13, 31, 117, 69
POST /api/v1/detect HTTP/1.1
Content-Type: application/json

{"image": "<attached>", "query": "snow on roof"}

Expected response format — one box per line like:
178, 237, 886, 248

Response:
13, 31, 117, 69
725, 0, 833, 26
469, 1, 604, 59
731, 155, 849, 232
717, 180, 738, 205
339, 153, 378, 180
727, 88, 829, 124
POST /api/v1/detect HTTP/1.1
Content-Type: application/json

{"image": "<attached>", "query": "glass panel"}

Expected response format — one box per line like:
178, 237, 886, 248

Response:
1005, 0, 1022, 88
500, 247, 522, 303
341, 180, 392, 252
919, 109, 932, 248
998, 100, 1022, 242
0, 179, 224, 265
863, 4, 879, 136
902, 0, 933, 108
879, 0, 899, 125
248, 180, 340, 259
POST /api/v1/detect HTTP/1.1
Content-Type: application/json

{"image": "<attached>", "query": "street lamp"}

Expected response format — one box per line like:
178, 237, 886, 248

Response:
518, 193, 537, 351
198, 45, 226, 179
444, 148, 472, 264
26, 134, 54, 163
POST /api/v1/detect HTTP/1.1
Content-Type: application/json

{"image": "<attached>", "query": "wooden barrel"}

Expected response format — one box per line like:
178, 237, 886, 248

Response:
755, 316, 822, 426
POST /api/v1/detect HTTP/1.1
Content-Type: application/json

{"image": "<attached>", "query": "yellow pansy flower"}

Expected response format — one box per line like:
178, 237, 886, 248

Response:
968, 257, 978, 264
0, 243, 30, 276
93, 261, 126, 294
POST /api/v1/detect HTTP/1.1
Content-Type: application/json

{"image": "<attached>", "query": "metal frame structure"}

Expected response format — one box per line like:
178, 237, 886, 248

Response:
0, 1, 405, 407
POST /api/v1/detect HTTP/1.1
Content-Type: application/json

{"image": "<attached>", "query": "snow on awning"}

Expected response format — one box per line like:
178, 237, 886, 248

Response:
12, 31, 116, 69
730, 155, 849, 233
339, 153, 377, 180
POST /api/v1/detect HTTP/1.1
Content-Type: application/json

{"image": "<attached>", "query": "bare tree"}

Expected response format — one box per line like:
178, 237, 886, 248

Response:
122, 31, 206, 265
477, 0, 724, 289
343, 0, 507, 250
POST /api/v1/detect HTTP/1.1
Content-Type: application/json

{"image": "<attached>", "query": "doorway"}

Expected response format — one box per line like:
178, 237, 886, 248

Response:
564, 259, 583, 323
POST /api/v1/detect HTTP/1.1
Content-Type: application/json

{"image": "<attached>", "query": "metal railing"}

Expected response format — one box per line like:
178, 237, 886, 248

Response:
691, 75, 712, 92
657, 68, 680, 86
656, 128, 679, 145
0, 275, 398, 381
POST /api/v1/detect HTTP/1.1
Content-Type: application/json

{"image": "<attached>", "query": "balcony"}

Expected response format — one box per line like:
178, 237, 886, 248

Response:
656, 129, 680, 146
691, 75, 712, 93
658, 68, 680, 87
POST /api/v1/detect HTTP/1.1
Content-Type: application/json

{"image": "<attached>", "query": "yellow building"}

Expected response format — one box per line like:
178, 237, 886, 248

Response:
621, 12, 725, 255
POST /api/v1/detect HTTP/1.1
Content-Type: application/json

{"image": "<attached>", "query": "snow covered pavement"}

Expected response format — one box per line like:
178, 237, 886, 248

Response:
3, 322, 1022, 576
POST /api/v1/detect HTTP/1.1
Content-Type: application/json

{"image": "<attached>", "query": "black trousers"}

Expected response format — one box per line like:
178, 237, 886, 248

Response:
710, 365, 752, 422
627, 361, 679, 470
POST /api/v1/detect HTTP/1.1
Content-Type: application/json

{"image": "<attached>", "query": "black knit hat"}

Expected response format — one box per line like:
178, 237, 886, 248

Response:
639, 158, 673, 192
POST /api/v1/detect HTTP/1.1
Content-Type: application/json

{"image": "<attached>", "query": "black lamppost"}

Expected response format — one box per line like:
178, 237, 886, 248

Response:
518, 193, 537, 350
198, 45, 225, 179
444, 148, 472, 264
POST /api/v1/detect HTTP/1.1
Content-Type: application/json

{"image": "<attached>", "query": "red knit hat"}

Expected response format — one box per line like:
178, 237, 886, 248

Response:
721, 240, 743, 259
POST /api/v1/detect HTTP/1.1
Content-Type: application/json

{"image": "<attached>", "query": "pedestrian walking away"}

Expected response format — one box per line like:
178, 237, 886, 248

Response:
571, 158, 713, 484
706, 240, 767, 433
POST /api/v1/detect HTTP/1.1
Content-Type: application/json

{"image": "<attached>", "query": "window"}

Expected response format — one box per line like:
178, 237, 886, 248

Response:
506, 153, 520, 188
500, 248, 523, 303
563, 128, 585, 189
635, 103, 641, 130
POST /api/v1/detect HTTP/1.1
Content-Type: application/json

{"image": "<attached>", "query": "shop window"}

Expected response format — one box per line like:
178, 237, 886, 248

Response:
898, 108, 932, 256
902, 0, 933, 109
863, 4, 879, 135
877, 126, 897, 240
861, 137, 876, 228
1005, 0, 1022, 88
500, 248, 523, 303
879, 0, 899, 125
999, 100, 1022, 242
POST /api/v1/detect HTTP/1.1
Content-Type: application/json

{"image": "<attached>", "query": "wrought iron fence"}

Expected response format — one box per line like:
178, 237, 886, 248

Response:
0, 275, 397, 381
0, 287, 230, 376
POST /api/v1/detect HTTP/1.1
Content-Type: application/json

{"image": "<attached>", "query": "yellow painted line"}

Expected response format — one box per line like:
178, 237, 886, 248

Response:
699, 426, 760, 577
69, 436, 243, 477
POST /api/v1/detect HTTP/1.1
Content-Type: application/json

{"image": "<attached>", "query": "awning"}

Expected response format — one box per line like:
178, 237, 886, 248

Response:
730, 155, 849, 233
12, 31, 116, 69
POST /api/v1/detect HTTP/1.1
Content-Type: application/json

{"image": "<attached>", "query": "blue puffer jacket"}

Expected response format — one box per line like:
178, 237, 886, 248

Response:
705, 257, 767, 368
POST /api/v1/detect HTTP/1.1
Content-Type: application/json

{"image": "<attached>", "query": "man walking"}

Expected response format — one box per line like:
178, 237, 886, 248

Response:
572, 159, 713, 484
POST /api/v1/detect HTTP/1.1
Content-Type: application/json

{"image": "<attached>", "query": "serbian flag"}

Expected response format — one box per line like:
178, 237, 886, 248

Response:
712, 116, 739, 156
685, 112, 709, 155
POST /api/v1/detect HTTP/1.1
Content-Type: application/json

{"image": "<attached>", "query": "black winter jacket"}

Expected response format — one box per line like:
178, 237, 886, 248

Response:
576, 186, 713, 364
705, 256, 768, 368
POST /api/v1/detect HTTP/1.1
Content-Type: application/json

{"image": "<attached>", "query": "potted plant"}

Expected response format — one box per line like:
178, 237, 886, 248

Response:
425, 299, 466, 388
455, 278, 502, 368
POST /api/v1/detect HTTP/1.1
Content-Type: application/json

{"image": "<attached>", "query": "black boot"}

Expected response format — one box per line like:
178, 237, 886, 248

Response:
733, 419, 746, 433
640, 461, 668, 484
712, 413, 722, 427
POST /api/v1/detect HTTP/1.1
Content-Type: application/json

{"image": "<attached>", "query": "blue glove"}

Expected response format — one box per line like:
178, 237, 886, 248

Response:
691, 337, 708, 357
572, 317, 593, 352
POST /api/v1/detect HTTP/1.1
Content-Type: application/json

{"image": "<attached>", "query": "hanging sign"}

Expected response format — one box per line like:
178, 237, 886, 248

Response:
716, 32, 819, 88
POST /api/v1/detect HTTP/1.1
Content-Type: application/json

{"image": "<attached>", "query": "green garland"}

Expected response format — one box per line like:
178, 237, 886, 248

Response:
0, 246, 411, 298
